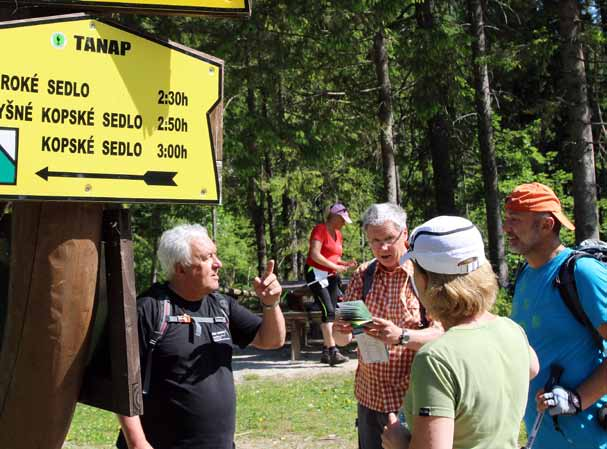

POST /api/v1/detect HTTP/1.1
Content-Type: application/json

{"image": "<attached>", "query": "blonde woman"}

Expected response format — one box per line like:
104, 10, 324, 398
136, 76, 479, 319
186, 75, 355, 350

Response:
305, 203, 356, 365
382, 216, 539, 449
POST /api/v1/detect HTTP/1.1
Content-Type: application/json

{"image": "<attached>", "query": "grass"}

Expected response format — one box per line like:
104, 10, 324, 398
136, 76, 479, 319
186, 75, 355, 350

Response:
65, 372, 357, 448
65, 373, 526, 448
66, 404, 119, 447
235, 373, 356, 443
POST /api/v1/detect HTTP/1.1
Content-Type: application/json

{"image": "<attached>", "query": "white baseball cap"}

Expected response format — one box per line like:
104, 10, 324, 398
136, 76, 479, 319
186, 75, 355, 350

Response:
401, 216, 486, 275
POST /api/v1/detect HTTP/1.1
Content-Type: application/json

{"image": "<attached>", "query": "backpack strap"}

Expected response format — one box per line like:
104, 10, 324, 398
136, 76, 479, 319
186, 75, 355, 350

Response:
555, 252, 604, 351
510, 260, 528, 298
143, 298, 171, 395
216, 294, 230, 322
142, 292, 232, 395
363, 259, 429, 329
362, 260, 377, 302
419, 300, 429, 329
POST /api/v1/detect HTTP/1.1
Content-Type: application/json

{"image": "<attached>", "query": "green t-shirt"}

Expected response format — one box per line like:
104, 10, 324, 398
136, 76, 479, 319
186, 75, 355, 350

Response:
404, 316, 530, 449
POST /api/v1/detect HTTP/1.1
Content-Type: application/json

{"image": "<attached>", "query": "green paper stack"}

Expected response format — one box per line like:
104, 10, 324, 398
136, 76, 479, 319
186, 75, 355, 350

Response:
336, 301, 373, 328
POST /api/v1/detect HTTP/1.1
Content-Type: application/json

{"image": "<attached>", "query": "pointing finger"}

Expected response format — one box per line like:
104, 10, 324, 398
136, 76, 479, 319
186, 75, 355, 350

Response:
264, 259, 275, 277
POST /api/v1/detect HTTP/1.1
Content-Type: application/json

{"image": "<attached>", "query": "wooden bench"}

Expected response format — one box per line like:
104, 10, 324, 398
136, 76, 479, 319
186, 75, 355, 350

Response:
254, 310, 322, 361
227, 278, 349, 361
283, 310, 323, 361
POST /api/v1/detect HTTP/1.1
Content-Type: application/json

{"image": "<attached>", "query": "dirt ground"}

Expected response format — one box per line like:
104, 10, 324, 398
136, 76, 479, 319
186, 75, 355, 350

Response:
232, 341, 358, 384
235, 433, 353, 449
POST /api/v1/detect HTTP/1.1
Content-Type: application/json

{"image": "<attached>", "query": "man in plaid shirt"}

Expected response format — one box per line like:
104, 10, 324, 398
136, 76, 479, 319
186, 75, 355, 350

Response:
334, 203, 442, 449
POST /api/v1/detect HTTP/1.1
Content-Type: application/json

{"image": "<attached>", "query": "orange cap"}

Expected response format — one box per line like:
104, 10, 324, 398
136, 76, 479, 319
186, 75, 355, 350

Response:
505, 182, 575, 231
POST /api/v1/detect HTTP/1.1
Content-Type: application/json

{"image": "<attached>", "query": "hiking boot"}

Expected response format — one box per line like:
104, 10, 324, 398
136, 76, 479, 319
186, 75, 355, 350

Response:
329, 349, 348, 366
320, 348, 330, 364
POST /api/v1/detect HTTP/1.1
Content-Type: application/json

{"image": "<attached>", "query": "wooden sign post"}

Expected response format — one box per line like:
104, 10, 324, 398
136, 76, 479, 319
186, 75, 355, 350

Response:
0, 201, 103, 449
0, 9, 226, 449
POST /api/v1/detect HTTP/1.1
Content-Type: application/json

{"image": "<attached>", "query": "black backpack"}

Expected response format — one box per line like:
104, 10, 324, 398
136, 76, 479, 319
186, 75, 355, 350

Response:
362, 259, 429, 328
515, 239, 607, 351
555, 240, 607, 350
142, 286, 230, 395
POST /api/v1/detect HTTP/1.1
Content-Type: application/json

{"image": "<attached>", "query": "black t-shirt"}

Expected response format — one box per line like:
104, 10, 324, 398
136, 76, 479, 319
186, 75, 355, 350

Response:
117, 283, 262, 449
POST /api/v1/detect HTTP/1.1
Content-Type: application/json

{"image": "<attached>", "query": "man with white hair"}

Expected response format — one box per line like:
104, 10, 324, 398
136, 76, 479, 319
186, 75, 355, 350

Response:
116, 223, 285, 449
334, 203, 442, 449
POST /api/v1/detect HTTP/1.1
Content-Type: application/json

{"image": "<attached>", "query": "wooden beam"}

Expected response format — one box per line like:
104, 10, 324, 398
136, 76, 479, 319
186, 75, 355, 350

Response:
0, 202, 102, 449
79, 208, 142, 416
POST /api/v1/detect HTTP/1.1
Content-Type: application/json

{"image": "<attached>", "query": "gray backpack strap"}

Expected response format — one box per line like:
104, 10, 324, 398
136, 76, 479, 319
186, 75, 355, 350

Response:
143, 298, 171, 395
143, 293, 231, 395
362, 260, 378, 302
217, 295, 230, 322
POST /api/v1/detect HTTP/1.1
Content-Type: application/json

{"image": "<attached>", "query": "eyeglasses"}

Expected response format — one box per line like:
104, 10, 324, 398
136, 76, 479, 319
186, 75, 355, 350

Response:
369, 230, 404, 248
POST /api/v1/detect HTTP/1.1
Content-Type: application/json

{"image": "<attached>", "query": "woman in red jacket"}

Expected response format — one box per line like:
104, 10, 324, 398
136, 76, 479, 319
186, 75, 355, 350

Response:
305, 203, 356, 365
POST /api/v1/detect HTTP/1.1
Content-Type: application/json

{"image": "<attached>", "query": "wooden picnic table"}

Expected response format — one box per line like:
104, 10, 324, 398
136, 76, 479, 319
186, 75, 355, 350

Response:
282, 310, 323, 361
235, 278, 350, 361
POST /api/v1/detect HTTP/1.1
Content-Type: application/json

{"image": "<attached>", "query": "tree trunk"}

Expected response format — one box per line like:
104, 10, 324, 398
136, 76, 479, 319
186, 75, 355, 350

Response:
265, 153, 277, 264
599, 0, 607, 54
468, 0, 508, 287
245, 78, 266, 276
149, 206, 161, 286
247, 174, 266, 277
429, 114, 457, 215
559, 0, 599, 241
283, 193, 299, 280
416, 0, 457, 216
418, 143, 434, 219
372, 30, 397, 204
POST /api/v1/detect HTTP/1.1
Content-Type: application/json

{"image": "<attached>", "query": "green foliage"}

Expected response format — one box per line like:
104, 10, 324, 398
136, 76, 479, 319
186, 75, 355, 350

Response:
116, 0, 607, 291
492, 288, 513, 317
215, 208, 257, 288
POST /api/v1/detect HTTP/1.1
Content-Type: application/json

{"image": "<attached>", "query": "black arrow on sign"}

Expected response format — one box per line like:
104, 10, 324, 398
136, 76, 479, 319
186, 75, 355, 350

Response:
36, 167, 177, 186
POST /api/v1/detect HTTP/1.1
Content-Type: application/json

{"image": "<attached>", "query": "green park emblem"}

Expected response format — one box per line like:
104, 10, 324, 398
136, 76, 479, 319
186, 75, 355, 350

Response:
0, 128, 18, 185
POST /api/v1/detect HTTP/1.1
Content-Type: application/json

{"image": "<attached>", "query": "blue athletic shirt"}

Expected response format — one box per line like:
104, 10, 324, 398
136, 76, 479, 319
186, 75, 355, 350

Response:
512, 248, 607, 449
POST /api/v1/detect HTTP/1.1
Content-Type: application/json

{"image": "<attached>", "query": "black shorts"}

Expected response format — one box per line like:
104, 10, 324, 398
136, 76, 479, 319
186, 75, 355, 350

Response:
304, 264, 340, 323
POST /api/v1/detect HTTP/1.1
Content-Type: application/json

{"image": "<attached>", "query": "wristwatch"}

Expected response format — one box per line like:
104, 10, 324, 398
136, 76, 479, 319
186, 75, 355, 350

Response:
398, 328, 410, 346
260, 298, 280, 310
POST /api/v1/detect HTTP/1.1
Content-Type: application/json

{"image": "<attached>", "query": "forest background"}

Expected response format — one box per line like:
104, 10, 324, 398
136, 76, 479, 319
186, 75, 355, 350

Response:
105, 0, 607, 313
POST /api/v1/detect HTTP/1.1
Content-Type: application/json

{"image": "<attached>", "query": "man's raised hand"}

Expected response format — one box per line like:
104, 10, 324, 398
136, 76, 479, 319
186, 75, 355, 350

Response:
254, 259, 282, 306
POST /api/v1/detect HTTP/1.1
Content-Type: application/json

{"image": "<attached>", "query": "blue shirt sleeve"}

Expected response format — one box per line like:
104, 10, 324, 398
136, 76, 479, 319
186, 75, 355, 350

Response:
574, 257, 607, 330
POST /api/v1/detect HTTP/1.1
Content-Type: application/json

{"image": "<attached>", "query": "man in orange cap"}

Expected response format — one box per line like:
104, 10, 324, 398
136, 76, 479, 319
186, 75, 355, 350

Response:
505, 182, 607, 449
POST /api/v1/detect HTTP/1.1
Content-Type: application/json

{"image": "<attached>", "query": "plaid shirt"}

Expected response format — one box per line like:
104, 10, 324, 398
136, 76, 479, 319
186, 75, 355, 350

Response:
343, 259, 423, 413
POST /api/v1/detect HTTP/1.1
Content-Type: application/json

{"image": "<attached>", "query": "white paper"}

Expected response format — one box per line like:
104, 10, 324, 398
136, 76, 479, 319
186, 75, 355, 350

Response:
311, 267, 330, 288
354, 331, 389, 363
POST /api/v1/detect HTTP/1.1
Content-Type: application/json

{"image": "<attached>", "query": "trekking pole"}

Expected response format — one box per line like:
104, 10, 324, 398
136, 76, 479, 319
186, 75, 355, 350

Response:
522, 364, 564, 449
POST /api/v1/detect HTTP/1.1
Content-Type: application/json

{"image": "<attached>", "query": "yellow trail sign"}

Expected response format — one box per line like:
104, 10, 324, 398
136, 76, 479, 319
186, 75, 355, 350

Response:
0, 14, 223, 204
0, 0, 251, 16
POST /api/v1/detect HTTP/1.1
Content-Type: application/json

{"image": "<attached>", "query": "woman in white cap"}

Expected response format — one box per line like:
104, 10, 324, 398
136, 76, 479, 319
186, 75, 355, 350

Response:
305, 203, 356, 365
381, 216, 539, 449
